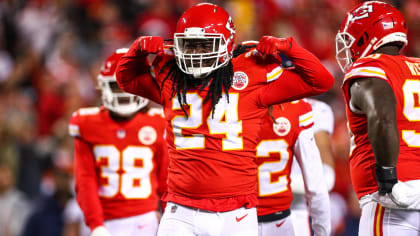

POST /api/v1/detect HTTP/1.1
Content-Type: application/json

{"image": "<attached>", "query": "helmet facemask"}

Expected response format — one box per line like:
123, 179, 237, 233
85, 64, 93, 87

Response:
174, 27, 231, 78
336, 30, 356, 73
98, 75, 149, 117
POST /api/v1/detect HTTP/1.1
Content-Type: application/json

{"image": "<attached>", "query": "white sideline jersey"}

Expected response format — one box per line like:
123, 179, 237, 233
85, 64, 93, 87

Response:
290, 98, 335, 194
307, 98, 334, 135
290, 99, 335, 236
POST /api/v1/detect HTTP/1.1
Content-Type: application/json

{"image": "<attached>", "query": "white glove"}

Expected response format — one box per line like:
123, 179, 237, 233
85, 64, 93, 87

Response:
390, 181, 420, 209
371, 181, 420, 210
91, 226, 112, 236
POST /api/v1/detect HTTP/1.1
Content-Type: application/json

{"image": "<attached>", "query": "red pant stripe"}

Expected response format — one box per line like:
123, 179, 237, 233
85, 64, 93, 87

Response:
373, 203, 384, 236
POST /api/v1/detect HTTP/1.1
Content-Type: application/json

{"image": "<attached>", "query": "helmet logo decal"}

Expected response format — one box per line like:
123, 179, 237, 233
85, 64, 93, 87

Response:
232, 71, 248, 90
351, 4, 373, 22
273, 117, 291, 136
138, 126, 157, 145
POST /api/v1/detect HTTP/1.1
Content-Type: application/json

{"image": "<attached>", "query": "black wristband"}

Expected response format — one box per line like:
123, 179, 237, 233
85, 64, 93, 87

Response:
376, 165, 397, 195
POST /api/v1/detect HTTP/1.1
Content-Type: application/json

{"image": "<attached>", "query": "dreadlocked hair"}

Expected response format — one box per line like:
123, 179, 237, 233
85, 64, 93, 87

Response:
268, 105, 275, 123
159, 59, 234, 118
233, 43, 257, 58
267, 104, 284, 124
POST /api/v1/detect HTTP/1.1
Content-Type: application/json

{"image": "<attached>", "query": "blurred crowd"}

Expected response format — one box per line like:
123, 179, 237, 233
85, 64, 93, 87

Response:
0, 0, 419, 235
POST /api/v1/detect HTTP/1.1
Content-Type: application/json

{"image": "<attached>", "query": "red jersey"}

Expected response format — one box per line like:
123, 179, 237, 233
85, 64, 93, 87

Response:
342, 54, 420, 199
255, 100, 313, 216
68, 107, 168, 230
116, 40, 333, 212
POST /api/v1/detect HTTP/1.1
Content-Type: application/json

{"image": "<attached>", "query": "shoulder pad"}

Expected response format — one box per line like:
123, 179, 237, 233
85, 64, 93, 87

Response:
344, 58, 386, 82
68, 107, 100, 137
77, 107, 101, 116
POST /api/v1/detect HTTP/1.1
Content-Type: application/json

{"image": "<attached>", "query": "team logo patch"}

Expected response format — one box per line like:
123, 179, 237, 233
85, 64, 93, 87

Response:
117, 129, 126, 139
138, 126, 157, 145
273, 117, 291, 136
232, 71, 249, 90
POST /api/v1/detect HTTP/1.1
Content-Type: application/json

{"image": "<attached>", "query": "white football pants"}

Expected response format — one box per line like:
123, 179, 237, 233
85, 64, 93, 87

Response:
359, 201, 420, 236
157, 202, 258, 236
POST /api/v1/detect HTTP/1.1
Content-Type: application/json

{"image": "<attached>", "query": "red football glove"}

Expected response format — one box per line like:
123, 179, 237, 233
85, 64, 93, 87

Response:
256, 36, 292, 58
136, 36, 164, 55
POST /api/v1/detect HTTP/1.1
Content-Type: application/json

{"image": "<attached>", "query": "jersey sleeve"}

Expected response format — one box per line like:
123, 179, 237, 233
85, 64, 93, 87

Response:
258, 38, 334, 106
289, 100, 314, 194
69, 111, 81, 138
298, 100, 314, 130
73, 134, 104, 230
294, 128, 331, 235
68, 107, 101, 139
265, 64, 285, 83
308, 99, 334, 135
342, 55, 389, 100
115, 39, 164, 104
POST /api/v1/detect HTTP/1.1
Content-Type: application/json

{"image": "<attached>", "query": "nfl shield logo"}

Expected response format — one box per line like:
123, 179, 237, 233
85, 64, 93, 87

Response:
117, 129, 126, 139
232, 71, 249, 90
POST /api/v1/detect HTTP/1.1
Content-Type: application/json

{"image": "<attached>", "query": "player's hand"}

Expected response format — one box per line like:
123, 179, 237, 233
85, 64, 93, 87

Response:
256, 36, 292, 58
136, 36, 164, 55
91, 226, 112, 236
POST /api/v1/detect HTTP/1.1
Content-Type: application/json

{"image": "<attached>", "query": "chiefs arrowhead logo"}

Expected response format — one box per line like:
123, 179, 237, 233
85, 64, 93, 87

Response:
138, 126, 157, 145
273, 117, 291, 136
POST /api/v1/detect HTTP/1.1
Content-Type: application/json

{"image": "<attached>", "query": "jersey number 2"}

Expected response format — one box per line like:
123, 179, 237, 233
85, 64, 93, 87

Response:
256, 140, 290, 196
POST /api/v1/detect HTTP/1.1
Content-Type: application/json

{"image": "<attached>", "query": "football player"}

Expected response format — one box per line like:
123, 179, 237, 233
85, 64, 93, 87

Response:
69, 48, 169, 236
289, 98, 335, 236
336, 1, 420, 235
116, 3, 334, 235
255, 99, 331, 236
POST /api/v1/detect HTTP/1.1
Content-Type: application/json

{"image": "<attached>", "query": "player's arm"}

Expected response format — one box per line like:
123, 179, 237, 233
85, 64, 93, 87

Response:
310, 99, 335, 191
314, 130, 335, 191
349, 77, 399, 195
73, 138, 106, 232
294, 128, 331, 236
257, 37, 334, 105
116, 36, 163, 104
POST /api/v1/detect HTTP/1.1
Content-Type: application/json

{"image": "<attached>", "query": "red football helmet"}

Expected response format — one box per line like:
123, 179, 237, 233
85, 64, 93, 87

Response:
173, 3, 236, 78
98, 48, 149, 116
336, 1, 407, 72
